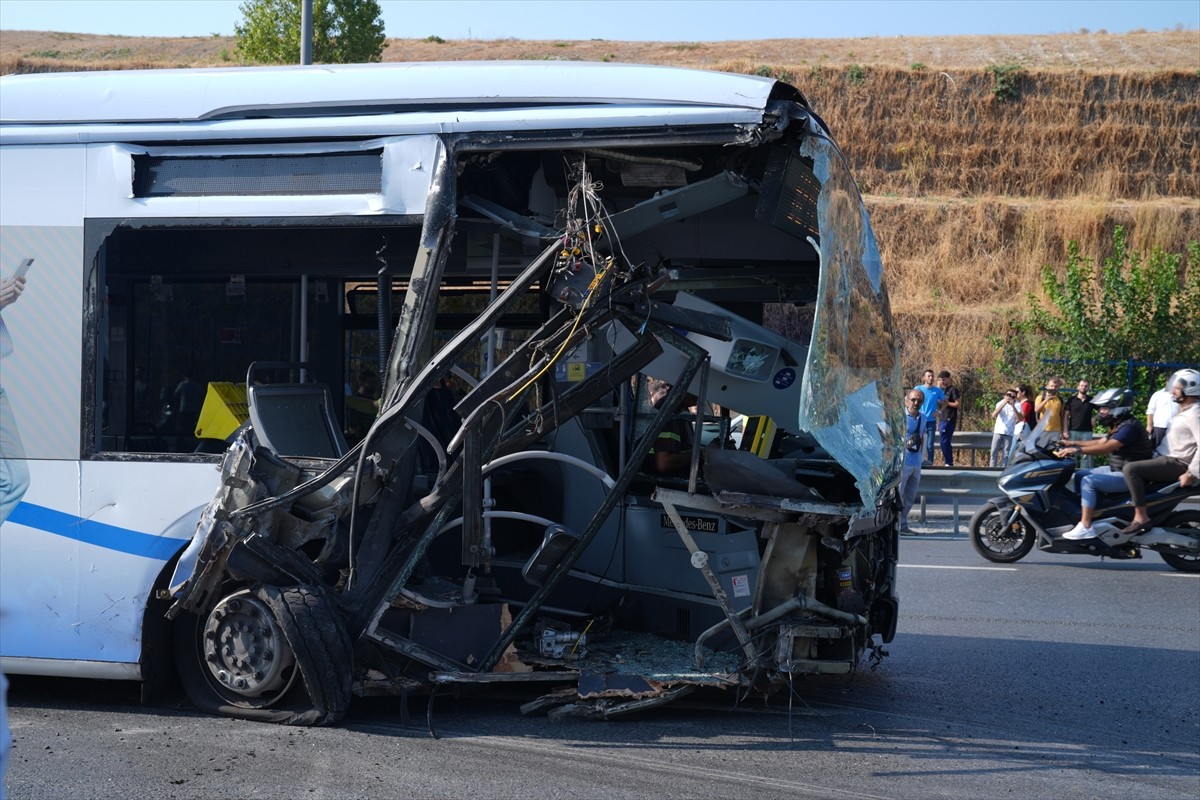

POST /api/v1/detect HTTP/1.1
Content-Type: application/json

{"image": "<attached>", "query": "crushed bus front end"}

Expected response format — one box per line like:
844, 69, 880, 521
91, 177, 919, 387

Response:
166, 67, 904, 725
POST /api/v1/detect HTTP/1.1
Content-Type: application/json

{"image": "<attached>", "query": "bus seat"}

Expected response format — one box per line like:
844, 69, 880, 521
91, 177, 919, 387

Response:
247, 381, 349, 459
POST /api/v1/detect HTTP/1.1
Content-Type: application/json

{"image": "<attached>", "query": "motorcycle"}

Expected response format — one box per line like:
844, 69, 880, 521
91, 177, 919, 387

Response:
969, 414, 1200, 572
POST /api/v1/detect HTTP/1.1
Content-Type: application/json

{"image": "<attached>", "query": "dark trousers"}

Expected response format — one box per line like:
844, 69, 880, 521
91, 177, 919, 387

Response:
1151, 427, 1168, 448
1123, 456, 1188, 506
939, 419, 957, 466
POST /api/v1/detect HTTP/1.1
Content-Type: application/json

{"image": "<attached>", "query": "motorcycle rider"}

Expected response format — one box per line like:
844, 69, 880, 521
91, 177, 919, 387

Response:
1057, 388, 1154, 540
1119, 369, 1200, 535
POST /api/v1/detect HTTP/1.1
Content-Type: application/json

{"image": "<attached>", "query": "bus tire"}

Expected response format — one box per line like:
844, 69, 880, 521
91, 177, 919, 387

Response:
174, 583, 352, 726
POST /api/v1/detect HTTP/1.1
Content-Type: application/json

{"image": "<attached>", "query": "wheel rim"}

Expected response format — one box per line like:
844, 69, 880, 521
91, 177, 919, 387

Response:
1165, 517, 1200, 563
200, 589, 297, 705
979, 509, 1029, 556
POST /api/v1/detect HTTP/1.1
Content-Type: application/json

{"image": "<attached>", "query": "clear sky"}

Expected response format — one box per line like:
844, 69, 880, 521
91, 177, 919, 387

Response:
0, 0, 1196, 40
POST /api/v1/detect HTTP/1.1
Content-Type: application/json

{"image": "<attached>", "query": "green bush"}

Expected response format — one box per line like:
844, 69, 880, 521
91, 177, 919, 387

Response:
987, 63, 1023, 102
846, 64, 865, 85
991, 227, 1200, 403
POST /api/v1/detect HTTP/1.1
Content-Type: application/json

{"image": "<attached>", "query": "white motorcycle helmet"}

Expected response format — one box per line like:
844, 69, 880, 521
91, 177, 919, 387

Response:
1174, 369, 1200, 398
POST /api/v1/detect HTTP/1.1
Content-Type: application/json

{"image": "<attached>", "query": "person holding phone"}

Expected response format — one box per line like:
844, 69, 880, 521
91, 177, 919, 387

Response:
990, 388, 1019, 467
1, 260, 32, 525
1035, 376, 1068, 435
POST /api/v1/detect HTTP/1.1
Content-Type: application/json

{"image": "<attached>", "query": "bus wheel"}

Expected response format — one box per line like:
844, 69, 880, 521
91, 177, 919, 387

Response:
174, 584, 352, 726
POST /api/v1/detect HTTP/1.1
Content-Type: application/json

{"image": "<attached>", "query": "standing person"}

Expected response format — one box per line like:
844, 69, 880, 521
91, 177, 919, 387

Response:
1145, 372, 1180, 449
1120, 370, 1200, 534
937, 370, 961, 466
1065, 379, 1095, 469
899, 390, 927, 534
912, 369, 944, 466
1008, 384, 1037, 463
990, 388, 1019, 468
172, 369, 206, 442
0, 270, 31, 526
1056, 388, 1153, 540
1035, 376, 1068, 435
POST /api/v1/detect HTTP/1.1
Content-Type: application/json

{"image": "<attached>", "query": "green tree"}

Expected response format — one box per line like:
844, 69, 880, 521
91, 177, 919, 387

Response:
991, 226, 1200, 404
235, 0, 386, 65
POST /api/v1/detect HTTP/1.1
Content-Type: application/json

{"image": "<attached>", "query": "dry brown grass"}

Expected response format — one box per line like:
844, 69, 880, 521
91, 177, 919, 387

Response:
3, 28, 1198, 424
874, 197, 1200, 386
817, 68, 1200, 199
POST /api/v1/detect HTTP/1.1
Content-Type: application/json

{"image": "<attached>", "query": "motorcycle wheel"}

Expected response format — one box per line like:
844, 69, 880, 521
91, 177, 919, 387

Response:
970, 502, 1035, 563
1158, 510, 1200, 573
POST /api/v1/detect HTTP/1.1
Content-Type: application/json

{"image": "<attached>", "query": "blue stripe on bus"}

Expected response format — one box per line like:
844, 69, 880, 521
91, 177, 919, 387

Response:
7, 503, 182, 561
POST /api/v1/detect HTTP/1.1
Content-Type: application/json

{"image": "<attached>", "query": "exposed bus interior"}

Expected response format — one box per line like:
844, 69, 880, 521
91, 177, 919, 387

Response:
137, 131, 901, 724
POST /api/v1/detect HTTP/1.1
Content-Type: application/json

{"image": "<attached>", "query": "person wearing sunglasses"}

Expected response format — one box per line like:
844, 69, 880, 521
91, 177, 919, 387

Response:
989, 388, 1020, 468
900, 391, 927, 534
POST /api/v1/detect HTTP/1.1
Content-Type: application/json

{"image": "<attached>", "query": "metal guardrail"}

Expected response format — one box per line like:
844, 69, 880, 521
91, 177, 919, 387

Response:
916, 468, 1002, 534
949, 431, 996, 467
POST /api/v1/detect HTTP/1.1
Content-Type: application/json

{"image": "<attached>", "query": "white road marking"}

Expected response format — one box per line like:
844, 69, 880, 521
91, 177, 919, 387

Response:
1162, 572, 1200, 578
899, 564, 1017, 571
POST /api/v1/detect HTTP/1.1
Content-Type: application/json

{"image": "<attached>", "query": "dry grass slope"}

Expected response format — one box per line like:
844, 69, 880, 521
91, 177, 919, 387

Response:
3, 28, 1198, 419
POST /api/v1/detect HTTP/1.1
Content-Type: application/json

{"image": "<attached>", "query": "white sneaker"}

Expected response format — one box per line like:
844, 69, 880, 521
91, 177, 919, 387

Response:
1062, 523, 1097, 540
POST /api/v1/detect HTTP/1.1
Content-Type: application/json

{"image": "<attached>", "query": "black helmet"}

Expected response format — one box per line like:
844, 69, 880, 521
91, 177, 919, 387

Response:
1090, 387, 1134, 420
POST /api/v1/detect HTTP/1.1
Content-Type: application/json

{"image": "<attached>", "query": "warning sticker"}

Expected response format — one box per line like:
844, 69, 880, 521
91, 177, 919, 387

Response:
731, 574, 750, 598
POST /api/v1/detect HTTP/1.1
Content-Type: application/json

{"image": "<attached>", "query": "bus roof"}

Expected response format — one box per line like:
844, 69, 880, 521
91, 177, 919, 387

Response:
0, 61, 799, 126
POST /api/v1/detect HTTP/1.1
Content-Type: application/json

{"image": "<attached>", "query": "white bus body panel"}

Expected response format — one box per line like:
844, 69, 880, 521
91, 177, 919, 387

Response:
1, 461, 216, 669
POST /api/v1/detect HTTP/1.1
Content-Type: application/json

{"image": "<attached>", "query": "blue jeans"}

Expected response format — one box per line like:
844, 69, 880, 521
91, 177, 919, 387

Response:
990, 432, 1012, 467
939, 418, 957, 466
1074, 466, 1127, 510
923, 420, 937, 463
900, 463, 922, 520
0, 385, 31, 526
0, 672, 9, 799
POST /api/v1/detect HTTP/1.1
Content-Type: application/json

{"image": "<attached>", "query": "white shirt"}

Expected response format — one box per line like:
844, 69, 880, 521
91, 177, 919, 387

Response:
1162, 401, 1200, 479
1147, 389, 1178, 430
992, 399, 1017, 435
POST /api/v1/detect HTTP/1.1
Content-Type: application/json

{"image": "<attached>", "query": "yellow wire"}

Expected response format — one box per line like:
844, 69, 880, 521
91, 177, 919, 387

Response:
569, 617, 595, 657
506, 261, 610, 401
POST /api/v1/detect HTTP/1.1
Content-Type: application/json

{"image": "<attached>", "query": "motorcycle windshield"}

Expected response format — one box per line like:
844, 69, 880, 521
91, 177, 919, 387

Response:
1017, 411, 1061, 458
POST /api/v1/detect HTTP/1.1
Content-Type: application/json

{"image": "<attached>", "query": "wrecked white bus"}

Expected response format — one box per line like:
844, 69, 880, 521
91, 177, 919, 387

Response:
0, 62, 902, 724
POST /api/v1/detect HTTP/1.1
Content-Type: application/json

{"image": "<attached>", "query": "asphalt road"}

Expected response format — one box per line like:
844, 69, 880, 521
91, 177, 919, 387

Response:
4, 521, 1198, 800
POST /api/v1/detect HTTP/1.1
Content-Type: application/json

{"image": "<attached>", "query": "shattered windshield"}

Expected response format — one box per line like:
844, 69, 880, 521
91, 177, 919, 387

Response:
797, 135, 903, 510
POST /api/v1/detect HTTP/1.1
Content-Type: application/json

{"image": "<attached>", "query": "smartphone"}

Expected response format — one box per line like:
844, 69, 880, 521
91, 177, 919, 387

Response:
12, 258, 34, 279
